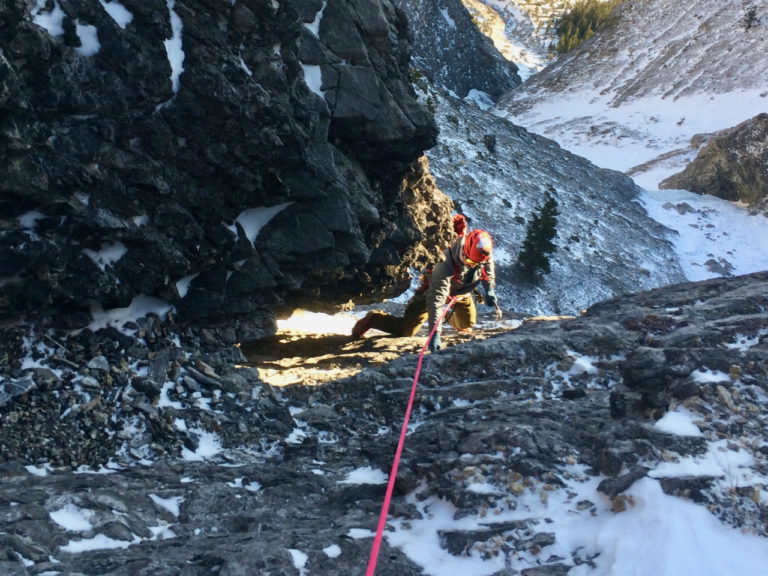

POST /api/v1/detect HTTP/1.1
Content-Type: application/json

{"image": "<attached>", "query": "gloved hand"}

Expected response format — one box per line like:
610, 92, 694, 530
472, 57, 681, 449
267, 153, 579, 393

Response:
485, 288, 497, 308
429, 332, 442, 352
452, 214, 467, 237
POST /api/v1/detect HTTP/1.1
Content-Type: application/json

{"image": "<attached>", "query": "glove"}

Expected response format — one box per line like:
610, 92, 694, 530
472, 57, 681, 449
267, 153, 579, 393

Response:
429, 332, 442, 352
485, 288, 497, 308
452, 214, 467, 237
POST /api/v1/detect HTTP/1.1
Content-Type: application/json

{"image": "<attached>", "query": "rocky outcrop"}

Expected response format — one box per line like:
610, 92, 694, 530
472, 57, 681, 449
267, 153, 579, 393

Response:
398, 0, 521, 100
660, 113, 768, 213
0, 0, 450, 338
1, 270, 767, 574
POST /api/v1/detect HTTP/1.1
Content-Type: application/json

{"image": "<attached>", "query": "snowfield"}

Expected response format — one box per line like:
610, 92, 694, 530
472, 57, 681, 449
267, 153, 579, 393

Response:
495, 0, 768, 282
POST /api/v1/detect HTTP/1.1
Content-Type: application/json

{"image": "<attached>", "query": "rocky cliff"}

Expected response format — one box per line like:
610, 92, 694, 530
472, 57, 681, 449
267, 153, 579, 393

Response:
0, 0, 452, 339
398, 0, 522, 100
1, 270, 766, 574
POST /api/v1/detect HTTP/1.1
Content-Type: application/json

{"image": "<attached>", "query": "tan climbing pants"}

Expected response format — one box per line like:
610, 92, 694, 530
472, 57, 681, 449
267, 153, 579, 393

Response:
368, 291, 476, 337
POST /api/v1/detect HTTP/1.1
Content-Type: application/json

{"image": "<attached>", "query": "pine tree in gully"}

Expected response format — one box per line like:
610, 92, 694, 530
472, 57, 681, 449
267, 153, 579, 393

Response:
518, 193, 559, 279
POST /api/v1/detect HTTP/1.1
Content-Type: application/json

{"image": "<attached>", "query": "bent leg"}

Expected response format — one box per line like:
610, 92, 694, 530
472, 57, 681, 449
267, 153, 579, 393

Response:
447, 295, 476, 331
369, 293, 428, 336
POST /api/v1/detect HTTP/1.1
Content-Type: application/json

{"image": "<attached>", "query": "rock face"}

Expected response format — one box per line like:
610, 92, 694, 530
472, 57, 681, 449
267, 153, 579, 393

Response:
398, 0, 522, 100
0, 0, 451, 338
1, 271, 767, 574
660, 113, 768, 213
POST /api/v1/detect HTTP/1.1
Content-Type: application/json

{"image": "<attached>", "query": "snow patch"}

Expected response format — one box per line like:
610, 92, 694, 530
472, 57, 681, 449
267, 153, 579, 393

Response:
654, 406, 703, 437
234, 202, 292, 247
181, 427, 223, 461
301, 64, 325, 99
31, 0, 65, 36
338, 466, 387, 485
150, 494, 184, 517
303, 1, 327, 36
99, 0, 133, 29
74, 21, 100, 56
164, 0, 185, 93
82, 242, 128, 271
50, 504, 94, 532
60, 534, 139, 553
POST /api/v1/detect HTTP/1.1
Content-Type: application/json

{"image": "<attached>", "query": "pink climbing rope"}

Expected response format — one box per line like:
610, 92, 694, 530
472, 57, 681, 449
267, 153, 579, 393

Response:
365, 296, 457, 576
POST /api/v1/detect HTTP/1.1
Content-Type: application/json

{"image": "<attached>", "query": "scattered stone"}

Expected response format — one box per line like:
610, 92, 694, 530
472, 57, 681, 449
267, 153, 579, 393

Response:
0, 266, 767, 574
597, 465, 649, 499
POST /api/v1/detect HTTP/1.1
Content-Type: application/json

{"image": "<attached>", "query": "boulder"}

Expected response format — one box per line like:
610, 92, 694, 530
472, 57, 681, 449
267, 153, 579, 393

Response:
660, 113, 768, 212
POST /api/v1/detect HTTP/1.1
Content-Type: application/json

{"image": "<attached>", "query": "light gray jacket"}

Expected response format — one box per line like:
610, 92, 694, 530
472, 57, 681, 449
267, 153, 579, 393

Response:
427, 236, 495, 334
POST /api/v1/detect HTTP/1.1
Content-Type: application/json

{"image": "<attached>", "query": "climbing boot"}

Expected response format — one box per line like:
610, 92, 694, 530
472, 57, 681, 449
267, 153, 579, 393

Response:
352, 311, 374, 338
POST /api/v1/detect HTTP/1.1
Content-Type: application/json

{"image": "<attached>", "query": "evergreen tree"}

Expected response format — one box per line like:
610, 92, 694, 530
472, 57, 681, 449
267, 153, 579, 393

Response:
552, 0, 623, 54
743, 5, 758, 30
518, 193, 559, 278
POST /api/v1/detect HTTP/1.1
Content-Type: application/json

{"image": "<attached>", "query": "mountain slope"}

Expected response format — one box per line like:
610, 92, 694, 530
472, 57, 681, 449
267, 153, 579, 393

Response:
497, 0, 768, 185
505, 0, 768, 104
398, 0, 522, 99
417, 87, 685, 316
466, 0, 569, 75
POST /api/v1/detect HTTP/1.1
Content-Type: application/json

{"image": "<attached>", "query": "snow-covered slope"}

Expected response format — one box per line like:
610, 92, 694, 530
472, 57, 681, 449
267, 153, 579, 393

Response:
497, 0, 768, 184
490, 0, 768, 280
509, 0, 768, 105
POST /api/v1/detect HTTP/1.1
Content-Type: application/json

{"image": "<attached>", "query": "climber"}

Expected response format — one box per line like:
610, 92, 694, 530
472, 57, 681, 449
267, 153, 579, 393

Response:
352, 218, 499, 352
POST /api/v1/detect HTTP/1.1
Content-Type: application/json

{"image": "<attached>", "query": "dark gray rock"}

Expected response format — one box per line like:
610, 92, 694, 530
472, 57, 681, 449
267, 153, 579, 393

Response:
657, 475, 718, 503
1, 235, 768, 572
0, 376, 36, 407
398, 0, 521, 100
439, 520, 531, 555
597, 465, 649, 499
521, 563, 571, 576
0, 0, 451, 337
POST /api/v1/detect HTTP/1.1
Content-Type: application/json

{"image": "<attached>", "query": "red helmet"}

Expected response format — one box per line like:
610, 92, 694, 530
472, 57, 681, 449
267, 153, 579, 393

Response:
463, 229, 492, 263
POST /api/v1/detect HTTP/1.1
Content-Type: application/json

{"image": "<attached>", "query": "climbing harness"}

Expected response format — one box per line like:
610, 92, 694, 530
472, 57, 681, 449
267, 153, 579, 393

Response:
365, 295, 457, 576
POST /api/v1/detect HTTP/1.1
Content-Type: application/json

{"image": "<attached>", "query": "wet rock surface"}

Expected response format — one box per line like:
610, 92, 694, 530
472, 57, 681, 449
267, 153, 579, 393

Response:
1, 271, 767, 574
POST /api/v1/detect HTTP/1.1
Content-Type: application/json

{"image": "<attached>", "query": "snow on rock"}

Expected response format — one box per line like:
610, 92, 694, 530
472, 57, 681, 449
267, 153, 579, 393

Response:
1, 269, 768, 575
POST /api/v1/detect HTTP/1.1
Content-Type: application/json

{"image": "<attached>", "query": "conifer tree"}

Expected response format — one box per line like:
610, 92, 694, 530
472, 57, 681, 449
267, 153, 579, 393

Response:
552, 0, 623, 54
743, 5, 758, 30
518, 193, 559, 278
